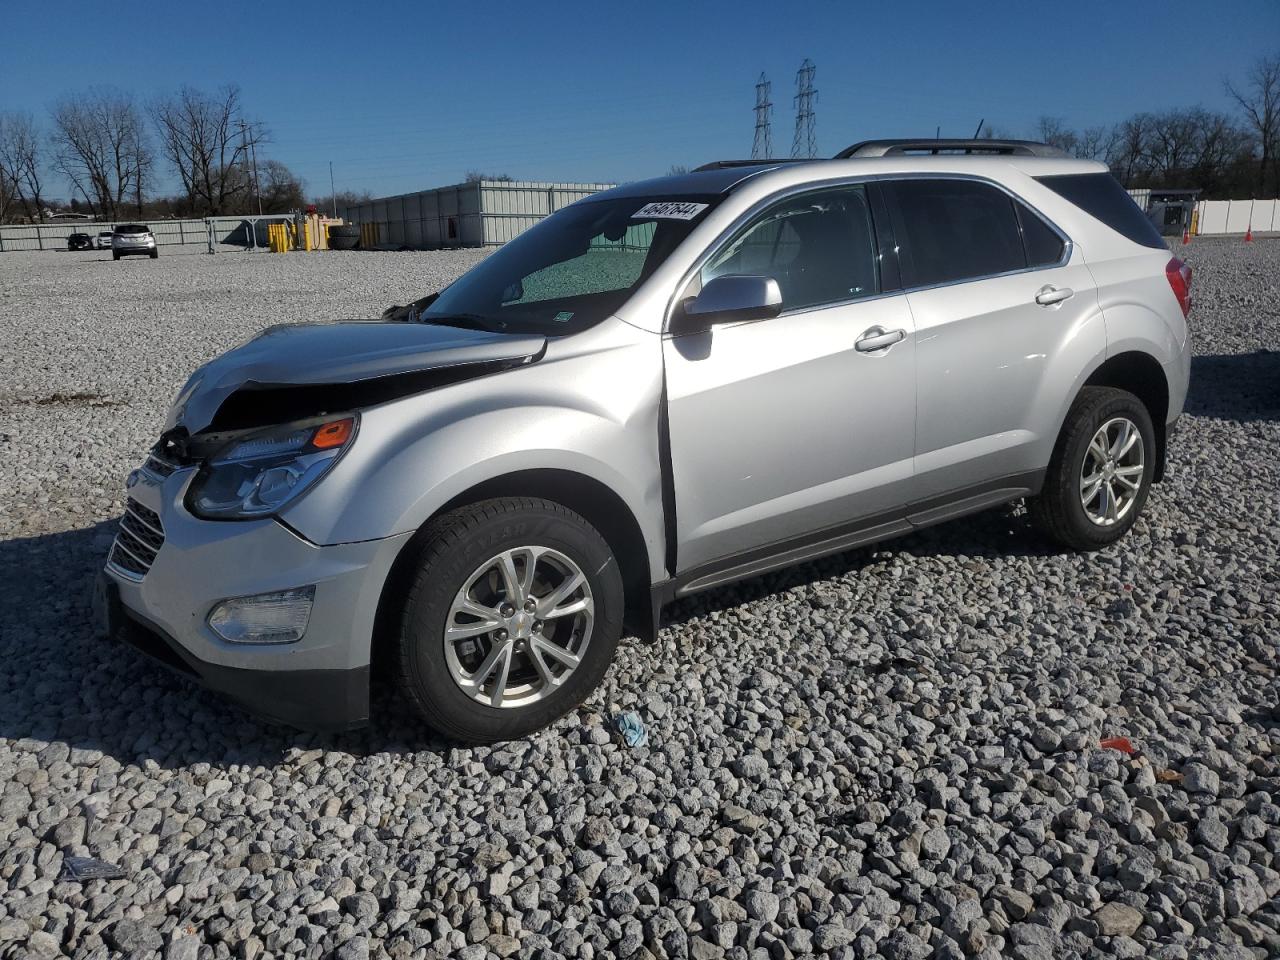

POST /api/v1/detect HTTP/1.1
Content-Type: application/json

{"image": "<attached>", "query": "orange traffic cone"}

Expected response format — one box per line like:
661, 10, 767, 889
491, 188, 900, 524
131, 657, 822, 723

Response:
1245, 226, 1253, 242
1182, 228, 1190, 244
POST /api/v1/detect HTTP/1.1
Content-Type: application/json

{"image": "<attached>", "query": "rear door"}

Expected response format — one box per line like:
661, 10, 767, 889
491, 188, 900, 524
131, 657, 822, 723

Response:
887, 177, 1105, 503
663, 183, 917, 573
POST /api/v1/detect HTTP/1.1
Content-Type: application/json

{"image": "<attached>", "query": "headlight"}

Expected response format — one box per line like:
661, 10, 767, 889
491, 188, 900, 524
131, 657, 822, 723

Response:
188, 416, 357, 519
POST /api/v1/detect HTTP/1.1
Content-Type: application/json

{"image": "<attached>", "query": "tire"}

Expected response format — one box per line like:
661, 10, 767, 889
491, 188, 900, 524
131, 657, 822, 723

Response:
1029, 386, 1156, 551
149, 250, 158, 259
396, 497, 624, 743
328, 234, 359, 250
111, 251, 120, 261
328, 224, 360, 238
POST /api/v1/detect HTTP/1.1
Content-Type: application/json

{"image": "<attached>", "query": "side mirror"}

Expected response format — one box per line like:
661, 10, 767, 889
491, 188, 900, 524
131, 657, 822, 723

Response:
672, 275, 782, 335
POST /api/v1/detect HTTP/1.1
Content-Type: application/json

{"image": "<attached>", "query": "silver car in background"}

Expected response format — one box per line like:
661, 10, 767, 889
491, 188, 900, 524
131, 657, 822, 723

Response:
112, 223, 158, 260
95, 139, 1191, 742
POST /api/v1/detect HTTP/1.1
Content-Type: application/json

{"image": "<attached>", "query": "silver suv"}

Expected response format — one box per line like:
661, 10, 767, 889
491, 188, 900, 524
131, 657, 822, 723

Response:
95, 139, 1192, 742
112, 223, 158, 260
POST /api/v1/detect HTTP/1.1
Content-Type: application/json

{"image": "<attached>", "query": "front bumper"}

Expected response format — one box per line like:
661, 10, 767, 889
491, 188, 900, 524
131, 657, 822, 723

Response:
98, 466, 412, 730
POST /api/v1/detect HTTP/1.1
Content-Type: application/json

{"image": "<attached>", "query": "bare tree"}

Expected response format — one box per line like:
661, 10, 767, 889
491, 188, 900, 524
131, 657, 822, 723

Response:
258, 159, 305, 213
464, 170, 512, 183
1145, 108, 1203, 182
49, 89, 151, 220
1036, 116, 1079, 154
310, 188, 371, 215
0, 162, 16, 224
1226, 52, 1280, 194
1074, 126, 1112, 162
0, 111, 49, 222
150, 85, 264, 216
1106, 114, 1154, 186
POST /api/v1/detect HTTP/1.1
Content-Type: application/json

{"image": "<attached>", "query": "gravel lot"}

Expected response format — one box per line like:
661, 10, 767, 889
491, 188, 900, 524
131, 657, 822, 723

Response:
0, 240, 1277, 960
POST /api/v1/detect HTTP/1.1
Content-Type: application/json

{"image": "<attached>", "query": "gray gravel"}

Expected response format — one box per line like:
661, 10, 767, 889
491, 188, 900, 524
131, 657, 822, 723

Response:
1, 240, 1277, 960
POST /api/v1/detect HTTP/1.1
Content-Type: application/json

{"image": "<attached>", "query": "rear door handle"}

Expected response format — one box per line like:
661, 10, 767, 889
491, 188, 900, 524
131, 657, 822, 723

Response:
1035, 285, 1074, 306
855, 326, 905, 352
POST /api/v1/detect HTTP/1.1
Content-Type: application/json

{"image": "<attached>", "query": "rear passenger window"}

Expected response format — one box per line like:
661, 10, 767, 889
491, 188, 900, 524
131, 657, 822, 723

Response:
1016, 203, 1065, 266
1036, 173, 1166, 249
891, 180, 1025, 287
702, 186, 879, 312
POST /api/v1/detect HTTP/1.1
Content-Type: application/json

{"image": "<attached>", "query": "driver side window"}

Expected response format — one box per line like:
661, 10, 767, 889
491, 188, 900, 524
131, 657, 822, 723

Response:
702, 185, 879, 313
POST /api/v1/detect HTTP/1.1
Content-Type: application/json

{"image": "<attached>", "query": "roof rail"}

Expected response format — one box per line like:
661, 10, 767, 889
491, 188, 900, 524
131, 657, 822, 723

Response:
835, 138, 1069, 160
692, 158, 813, 172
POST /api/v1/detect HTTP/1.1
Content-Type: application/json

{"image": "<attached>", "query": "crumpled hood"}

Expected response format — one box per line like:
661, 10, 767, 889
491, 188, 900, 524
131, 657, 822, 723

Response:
166, 320, 546, 433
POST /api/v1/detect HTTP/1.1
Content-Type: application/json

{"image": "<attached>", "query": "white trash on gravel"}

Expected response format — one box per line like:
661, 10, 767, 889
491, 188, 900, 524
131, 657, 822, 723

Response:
0, 240, 1277, 960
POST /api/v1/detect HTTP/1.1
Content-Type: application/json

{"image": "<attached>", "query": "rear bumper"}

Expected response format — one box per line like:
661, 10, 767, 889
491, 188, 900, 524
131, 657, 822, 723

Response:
95, 571, 371, 731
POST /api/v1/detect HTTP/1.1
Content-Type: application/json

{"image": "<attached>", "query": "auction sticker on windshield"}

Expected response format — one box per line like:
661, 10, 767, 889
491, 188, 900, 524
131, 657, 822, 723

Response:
632, 201, 708, 220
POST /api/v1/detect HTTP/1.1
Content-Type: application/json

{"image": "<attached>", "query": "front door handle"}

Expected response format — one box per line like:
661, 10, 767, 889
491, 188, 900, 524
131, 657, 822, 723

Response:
855, 326, 905, 352
1035, 285, 1074, 306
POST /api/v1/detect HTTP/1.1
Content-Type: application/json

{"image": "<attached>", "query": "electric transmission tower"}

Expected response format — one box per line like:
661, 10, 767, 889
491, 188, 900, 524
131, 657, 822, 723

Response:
751, 72, 773, 160
791, 58, 817, 159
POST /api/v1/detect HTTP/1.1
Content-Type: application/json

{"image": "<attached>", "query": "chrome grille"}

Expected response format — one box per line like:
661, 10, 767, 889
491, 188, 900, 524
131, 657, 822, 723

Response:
108, 499, 165, 580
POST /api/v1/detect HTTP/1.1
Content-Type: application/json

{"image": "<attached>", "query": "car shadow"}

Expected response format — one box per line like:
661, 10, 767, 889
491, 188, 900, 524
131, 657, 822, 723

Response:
0, 522, 446, 769
660, 503, 1052, 629
1186, 350, 1279, 422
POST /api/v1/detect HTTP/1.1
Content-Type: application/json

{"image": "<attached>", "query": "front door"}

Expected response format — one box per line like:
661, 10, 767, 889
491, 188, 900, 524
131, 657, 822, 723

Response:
662, 184, 917, 573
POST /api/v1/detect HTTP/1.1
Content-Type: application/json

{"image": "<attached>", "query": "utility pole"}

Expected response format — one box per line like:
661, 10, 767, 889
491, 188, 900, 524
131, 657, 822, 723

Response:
791, 59, 817, 160
239, 118, 263, 217
752, 72, 773, 160
329, 161, 337, 218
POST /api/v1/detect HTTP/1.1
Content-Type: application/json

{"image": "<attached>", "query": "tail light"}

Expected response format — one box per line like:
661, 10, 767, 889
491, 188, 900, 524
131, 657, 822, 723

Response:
1166, 257, 1192, 318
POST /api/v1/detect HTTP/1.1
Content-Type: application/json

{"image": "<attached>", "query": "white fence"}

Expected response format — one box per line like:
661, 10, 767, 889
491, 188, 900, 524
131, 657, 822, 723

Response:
0, 215, 295, 253
1194, 199, 1280, 236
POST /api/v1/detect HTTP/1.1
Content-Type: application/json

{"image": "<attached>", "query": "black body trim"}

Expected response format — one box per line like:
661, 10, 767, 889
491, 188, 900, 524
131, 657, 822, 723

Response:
653, 470, 1043, 607
96, 574, 369, 732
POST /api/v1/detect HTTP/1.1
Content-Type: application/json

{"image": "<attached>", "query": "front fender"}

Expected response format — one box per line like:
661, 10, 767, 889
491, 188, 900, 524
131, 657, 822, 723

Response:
280, 321, 667, 578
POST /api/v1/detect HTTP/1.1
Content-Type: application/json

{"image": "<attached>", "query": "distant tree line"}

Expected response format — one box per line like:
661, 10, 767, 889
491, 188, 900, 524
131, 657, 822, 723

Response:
0, 84, 311, 223
978, 54, 1278, 199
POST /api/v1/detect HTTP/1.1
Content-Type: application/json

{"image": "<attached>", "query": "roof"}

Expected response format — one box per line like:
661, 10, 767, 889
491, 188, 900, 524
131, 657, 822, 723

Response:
589, 154, 1107, 204
594, 163, 824, 199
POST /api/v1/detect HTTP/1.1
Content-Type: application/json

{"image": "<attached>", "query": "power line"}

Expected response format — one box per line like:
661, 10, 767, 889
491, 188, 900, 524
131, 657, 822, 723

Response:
752, 72, 773, 160
791, 59, 817, 159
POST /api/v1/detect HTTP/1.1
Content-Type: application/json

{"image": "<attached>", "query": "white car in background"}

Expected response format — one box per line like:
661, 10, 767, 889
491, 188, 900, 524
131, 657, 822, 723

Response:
94, 230, 114, 250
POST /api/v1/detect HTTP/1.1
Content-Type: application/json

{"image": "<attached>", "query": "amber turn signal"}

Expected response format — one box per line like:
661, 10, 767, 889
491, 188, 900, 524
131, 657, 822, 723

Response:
311, 418, 355, 449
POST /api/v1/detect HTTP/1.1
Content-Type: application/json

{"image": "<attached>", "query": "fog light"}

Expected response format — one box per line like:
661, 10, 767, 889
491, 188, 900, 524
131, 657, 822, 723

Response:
208, 586, 315, 644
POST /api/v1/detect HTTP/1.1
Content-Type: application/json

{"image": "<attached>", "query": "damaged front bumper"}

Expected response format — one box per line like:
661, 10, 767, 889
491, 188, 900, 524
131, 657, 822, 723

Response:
95, 465, 411, 731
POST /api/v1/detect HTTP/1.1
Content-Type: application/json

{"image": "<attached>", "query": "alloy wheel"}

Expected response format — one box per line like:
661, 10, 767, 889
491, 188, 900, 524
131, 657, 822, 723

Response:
1080, 416, 1145, 526
443, 546, 594, 708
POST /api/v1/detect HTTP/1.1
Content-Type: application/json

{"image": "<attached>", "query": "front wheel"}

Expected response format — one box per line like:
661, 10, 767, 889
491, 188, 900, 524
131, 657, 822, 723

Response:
1029, 386, 1156, 551
396, 497, 624, 743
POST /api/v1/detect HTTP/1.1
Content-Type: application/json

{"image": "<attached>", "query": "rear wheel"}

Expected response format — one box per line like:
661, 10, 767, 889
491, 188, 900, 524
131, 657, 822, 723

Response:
111, 251, 120, 261
396, 497, 624, 743
149, 249, 158, 259
1029, 386, 1155, 550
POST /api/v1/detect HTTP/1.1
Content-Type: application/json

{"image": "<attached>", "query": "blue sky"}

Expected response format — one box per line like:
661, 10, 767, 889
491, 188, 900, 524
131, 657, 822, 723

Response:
2, 0, 1277, 200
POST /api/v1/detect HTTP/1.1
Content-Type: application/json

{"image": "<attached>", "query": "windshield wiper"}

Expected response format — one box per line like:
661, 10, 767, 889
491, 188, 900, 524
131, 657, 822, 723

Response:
417, 312, 505, 333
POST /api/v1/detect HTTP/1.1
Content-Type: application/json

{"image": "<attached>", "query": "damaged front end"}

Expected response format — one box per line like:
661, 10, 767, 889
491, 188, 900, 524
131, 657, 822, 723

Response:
147, 319, 546, 509
165, 319, 545, 436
